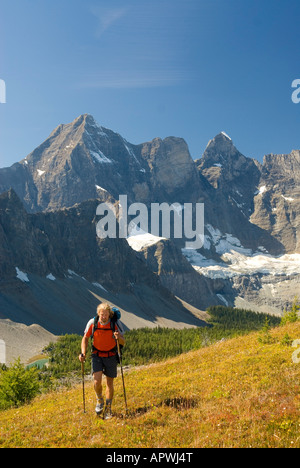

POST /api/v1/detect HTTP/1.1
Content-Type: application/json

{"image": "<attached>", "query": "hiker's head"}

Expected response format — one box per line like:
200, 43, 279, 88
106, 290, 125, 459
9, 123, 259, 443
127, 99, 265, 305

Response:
97, 303, 113, 322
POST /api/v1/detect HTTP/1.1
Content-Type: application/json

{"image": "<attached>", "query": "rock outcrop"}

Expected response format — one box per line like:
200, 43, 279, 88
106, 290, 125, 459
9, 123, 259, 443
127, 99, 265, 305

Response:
0, 115, 299, 325
251, 150, 300, 253
0, 189, 206, 334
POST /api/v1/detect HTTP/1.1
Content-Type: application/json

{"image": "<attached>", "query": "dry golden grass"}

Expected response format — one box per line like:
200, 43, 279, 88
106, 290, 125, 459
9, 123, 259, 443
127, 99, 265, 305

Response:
1, 322, 299, 448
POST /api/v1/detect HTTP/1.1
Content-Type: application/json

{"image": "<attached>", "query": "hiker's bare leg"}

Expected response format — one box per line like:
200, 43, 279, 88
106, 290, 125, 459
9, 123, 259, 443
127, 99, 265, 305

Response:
93, 371, 103, 399
94, 371, 105, 415
104, 376, 114, 418
106, 376, 114, 401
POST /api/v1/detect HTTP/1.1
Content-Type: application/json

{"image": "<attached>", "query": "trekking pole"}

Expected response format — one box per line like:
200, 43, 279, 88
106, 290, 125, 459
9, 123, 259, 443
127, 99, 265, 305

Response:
116, 339, 128, 416
81, 361, 86, 414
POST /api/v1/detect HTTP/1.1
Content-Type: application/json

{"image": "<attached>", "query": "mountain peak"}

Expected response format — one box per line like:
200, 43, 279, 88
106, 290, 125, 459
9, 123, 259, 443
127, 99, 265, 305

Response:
64, 113, 102, 133
200, 132, 239, 169
74, 113, 98, 127
50, 114, 109, 139
205, 131, 234, 151
217, 131, 232, 141
197, 131, 262, 213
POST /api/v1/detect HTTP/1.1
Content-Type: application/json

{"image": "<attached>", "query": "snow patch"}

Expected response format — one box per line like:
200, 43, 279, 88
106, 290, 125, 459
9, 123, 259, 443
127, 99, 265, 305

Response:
46, 273, 56, 281
181, 249, 218, 267
184, 250, 300, 280
205, 225, 252, 256
256, 186, 267, 195
221, 131, 232, 141
16, 267, 29, 283
37, 169, 45, 177
90, 150, 113, 164
123, 141, 141, 166
281, 195, 294, 202
95, 185, 107, 192
127, 226, 166, 251
182, 224, 300, 280
92, 282, 108, 292
217, 294, 229, 306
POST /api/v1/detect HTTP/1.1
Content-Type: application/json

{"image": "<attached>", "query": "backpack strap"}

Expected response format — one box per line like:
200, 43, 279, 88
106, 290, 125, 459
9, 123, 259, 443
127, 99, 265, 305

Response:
91, 315, 99, 342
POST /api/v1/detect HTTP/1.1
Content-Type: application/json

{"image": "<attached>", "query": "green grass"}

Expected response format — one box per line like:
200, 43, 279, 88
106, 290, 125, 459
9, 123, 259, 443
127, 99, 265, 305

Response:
1, 322, 299, 448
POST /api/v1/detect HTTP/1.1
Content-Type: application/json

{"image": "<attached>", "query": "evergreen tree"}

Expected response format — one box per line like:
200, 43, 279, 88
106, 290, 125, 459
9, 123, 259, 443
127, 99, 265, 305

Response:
0, 358, 40, 409
281, 296, 300, 325
258, 317, 274, 344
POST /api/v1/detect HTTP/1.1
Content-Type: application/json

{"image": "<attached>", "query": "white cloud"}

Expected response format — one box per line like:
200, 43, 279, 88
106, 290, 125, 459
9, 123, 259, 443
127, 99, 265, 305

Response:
90, 6, 128, 38
76, 69, 190, 90
80, 5, 192, 90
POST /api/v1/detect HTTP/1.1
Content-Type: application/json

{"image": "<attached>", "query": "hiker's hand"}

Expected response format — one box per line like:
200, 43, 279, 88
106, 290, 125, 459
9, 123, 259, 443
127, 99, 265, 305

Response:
114, 330, 120, 341
79, 353, 86, 363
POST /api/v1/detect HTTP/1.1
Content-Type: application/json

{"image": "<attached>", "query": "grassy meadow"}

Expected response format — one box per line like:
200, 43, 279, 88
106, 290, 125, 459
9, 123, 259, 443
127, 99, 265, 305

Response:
0, 321, 299, 448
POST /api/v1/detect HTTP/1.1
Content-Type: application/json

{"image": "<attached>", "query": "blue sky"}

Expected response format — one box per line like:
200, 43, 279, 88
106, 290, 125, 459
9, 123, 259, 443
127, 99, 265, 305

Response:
1, 0, 300, 168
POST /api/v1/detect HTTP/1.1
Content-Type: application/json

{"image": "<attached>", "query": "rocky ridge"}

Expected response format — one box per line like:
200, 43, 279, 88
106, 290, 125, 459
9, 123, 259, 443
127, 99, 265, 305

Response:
0, 114, 299, 341
0, 188, 206, 348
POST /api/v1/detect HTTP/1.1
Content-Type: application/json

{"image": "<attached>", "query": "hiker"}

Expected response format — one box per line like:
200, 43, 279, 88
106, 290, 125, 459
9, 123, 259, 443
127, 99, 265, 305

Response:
79, 302, 125, 418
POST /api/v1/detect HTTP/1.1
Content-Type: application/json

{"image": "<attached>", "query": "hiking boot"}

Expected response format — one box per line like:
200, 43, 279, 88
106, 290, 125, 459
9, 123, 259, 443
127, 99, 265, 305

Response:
104, 403, 113, 420
95, 399, 104, 415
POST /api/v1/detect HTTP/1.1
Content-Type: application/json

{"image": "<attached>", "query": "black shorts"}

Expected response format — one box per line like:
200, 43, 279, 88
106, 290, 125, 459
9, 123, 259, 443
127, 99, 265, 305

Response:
92, 353, 118, 378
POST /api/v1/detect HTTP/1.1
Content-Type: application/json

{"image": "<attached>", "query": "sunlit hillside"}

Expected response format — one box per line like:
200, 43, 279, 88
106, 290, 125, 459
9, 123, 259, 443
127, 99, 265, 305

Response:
0, 322, 299, 448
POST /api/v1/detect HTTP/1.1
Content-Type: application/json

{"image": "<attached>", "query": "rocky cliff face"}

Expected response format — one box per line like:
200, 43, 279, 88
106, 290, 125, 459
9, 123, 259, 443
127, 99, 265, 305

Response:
0, 188, 179, 295
0, 115, 294, 255
196, 133, 300, 255
0, 189, 205, 333
194, 133, 283, 256
0, 114, 299, 326
128, 236, 220, 310
138, 136, 202, 202
196, 132, 262, 218
0, 114, 203, 212
0, 114, 147, 211
251, 150, 300, 253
